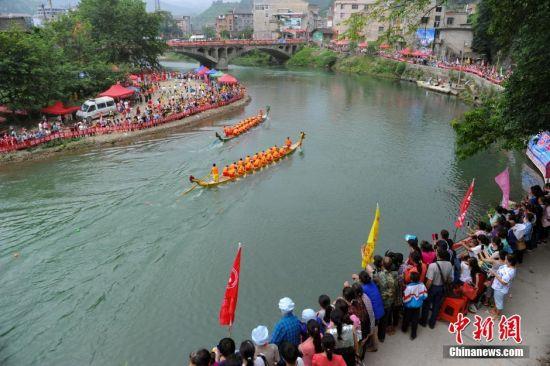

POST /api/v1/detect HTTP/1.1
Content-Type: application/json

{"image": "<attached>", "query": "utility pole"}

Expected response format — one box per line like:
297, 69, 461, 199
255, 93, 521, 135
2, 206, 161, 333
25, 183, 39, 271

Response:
155, 0, 161, 12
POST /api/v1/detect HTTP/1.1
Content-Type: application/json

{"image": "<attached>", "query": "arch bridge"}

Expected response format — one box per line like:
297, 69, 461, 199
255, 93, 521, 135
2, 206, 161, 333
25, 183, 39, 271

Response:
167, 39, 305, 70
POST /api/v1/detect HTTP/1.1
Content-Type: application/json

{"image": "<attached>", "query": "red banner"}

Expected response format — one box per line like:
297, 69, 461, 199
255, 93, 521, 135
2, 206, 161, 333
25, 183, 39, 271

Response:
455, 178, 475, 228
219, 244, 242, 326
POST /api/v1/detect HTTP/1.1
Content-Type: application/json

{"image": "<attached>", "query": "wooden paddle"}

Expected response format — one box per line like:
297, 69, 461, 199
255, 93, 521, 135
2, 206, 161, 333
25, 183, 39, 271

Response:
178, 173, 210, 198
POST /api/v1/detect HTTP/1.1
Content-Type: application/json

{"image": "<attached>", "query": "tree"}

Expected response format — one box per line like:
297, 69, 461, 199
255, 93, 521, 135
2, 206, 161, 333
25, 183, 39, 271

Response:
158, 10, 183, 39
0, 28, 67, 113
341, 13, 366, 42
202, 25, 216, 39
471, 0, 497, 63
220, 30, 230, 39
238, 27, 253, 40
77, 0, 166, 67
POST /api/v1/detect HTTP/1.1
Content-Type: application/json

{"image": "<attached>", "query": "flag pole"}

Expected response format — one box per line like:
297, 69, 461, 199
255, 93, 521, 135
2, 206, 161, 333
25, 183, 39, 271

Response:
228, 325, 232, 338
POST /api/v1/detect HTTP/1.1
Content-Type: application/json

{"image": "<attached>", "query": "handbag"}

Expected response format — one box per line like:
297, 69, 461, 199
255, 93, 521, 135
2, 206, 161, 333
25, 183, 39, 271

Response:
462, 282, 477, 301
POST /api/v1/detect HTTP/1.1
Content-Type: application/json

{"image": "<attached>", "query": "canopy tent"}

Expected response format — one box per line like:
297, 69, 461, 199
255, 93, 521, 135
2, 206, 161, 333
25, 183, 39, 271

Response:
194, 65, 206, 73
197, 66, 210, 76
411, 50, 430, 57
99, 83, 135, 99
335, 40, 350, 46
129, 74, 140, 81
206, 68, 219, 75
379, 43, 391, 49
358, 42, 368, 48
399, 48, 412, 56
218, 74, 238, 84
41, 101, 80, 115
212, 71, 225, 78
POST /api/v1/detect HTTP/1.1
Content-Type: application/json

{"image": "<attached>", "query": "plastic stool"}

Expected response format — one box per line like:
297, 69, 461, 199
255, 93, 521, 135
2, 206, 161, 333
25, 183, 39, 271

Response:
438, 296, 468, 323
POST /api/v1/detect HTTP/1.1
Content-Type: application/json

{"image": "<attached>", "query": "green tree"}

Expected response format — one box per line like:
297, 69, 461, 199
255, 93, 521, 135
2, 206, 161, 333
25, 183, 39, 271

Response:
77, 0, 166, 67
158, 10, 183, 39
202, 25, 216, 39
341, 13, 366, 42
0, 28, 66, 113
220, 30, 230, 39
238, 27, 253, 40
471, 0, 497, 63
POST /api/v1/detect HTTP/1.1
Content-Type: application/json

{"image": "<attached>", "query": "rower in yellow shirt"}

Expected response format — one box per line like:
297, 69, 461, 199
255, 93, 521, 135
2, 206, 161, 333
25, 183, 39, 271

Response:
211, 163, 219, 182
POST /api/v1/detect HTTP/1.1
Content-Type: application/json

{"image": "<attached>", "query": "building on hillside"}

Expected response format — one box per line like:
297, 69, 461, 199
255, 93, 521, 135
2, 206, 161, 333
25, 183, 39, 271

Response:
215, 10, 253, 38
33, 5, 70, 26
253, 0, 317, 40
332, 0, 387, 42
0, 13, 33, 31
311, 28, 334, 46
175, 16, 192, 35
433, 5, 476, 60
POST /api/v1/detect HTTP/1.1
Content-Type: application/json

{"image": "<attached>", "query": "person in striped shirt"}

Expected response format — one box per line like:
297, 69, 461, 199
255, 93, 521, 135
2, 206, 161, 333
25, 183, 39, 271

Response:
402, 271, 427, 340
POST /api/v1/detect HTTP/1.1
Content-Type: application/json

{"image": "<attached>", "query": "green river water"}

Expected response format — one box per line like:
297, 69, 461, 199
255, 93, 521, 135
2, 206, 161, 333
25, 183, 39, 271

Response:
0, 63, 539, 366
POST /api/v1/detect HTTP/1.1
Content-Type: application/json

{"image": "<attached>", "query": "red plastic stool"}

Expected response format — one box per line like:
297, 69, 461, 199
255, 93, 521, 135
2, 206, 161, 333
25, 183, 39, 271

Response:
438, 296, 468, 323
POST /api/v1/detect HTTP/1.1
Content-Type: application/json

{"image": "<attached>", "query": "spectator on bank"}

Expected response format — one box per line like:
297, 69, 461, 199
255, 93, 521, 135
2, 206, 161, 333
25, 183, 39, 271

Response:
373, 257, 397, 342
279, 342, 304, 366
189, 349, 213, 366
300, 309, 319, 339
213, 338, 236, 366
402, 271, 427, 340
490, 254, 518, 319
421, 240, 436, 264
357, 271, 384, 323
311, 334, 346, 366
271, 297, 302, 347
325, 309, 356, 366
420, 248, 454, 329
240, 340, 265, 366
317, 295, 333, 329
251, 326, 279, 366
299, 319, 323, 366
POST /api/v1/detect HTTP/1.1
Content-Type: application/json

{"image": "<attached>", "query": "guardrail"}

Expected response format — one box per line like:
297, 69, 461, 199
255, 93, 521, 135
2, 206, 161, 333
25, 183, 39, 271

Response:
167, 39, 306, 47
0, 94, 245, 154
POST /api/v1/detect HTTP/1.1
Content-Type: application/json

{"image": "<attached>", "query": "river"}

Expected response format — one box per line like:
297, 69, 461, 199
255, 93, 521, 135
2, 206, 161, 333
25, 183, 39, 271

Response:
0, 63, 538, 366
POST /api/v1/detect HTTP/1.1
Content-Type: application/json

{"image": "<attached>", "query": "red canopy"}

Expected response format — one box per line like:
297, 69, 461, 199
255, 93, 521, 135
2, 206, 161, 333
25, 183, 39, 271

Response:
218, 74, 238, 85
358, 42, 368, 48
99, 83, 134, 99
400, 48, 412, 56
379, 43, 390, 49
41, 101, 80, 116
129, 74, 139, 81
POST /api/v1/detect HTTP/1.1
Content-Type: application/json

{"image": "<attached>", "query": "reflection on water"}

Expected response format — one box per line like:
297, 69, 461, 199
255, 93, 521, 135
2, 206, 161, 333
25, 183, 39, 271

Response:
0, 63, 528, 366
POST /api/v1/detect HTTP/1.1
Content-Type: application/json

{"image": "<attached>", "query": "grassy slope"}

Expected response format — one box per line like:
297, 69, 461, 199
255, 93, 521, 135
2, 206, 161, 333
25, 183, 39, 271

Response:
286, 46, 338, 69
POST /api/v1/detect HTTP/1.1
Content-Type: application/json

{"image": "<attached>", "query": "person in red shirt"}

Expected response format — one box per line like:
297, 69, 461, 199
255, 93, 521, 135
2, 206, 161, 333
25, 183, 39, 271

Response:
312, 334, 346, 366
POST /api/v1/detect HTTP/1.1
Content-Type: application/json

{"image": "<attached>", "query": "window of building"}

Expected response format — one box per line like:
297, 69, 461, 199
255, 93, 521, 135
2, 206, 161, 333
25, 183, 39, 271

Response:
340, 4, 344, 9
446, 17, 454, 25
420, 16, 428, 23
436, 6, 442, 12
340, 13, 345, 18
352, 4, 358, 9
378, 26, 384, 32
435, 15, 440, 21
434, 21, 440, 27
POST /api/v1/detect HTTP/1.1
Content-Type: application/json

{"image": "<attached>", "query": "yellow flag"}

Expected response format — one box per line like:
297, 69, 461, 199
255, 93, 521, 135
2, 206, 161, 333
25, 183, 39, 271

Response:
361, 203, 380, 268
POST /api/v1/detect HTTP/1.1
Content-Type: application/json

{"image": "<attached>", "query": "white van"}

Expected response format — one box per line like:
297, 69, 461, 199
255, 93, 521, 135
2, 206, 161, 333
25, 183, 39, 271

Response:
76, 97, 116, 122
189, 34, 205, 41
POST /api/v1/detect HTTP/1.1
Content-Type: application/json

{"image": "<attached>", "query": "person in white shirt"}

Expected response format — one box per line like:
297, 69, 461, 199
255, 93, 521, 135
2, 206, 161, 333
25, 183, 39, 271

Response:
490, 254, 518, 318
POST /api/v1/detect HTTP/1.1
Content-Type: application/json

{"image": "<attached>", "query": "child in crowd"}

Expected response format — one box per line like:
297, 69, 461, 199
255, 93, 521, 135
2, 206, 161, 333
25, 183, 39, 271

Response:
402, 271, 427, 340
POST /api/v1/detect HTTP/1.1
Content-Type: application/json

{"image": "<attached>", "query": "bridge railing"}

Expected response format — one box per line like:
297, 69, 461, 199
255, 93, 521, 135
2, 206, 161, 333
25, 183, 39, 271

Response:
167, 39, 306, 48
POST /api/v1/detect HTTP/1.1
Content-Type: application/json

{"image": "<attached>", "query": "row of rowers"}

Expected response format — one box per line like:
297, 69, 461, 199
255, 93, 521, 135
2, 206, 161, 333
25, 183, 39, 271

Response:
223, 110, 264, 137
211, 137, 293, 181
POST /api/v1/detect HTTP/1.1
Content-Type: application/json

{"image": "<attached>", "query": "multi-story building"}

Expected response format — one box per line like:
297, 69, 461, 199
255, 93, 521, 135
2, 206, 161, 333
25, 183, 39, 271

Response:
0, 13, 33, 31
332, 0, 387, 42
32, 5, 70, 26
216, 10, 253, 38
253, 0, 315, 40
175, 16, 192, 35
433, 3, 476, 59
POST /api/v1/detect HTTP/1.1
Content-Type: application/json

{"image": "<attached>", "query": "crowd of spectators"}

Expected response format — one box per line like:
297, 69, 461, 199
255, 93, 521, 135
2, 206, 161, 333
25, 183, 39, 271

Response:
188, 184, 550, 366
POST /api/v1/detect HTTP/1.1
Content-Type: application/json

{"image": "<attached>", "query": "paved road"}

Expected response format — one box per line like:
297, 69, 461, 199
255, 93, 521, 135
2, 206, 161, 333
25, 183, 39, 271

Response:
365, 243, 550, 366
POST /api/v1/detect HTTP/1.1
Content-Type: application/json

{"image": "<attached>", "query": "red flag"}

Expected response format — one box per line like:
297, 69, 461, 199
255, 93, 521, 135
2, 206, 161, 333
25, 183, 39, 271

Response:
455, 178, 475, 228
219, 244, 242, 326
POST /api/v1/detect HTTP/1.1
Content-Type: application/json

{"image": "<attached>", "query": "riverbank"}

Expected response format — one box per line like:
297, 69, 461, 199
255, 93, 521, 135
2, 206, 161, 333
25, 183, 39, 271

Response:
0, 94, 251, 165
286, 46, 502, 103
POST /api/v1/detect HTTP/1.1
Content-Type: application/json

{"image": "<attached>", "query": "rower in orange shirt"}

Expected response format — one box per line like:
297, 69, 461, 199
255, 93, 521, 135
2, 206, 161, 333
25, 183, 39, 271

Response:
211, 163, 219, 182
245, 155, 251, 165
222, 165, 230, 177
285, 137, 292, 149
265, 150, 273, 163
272, 148, 280, 160
245, 160, 253, 172
228, 163, 236, 178
253, 157, 261, 170
237, 163, 245, 176
278, 146, 286, 157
